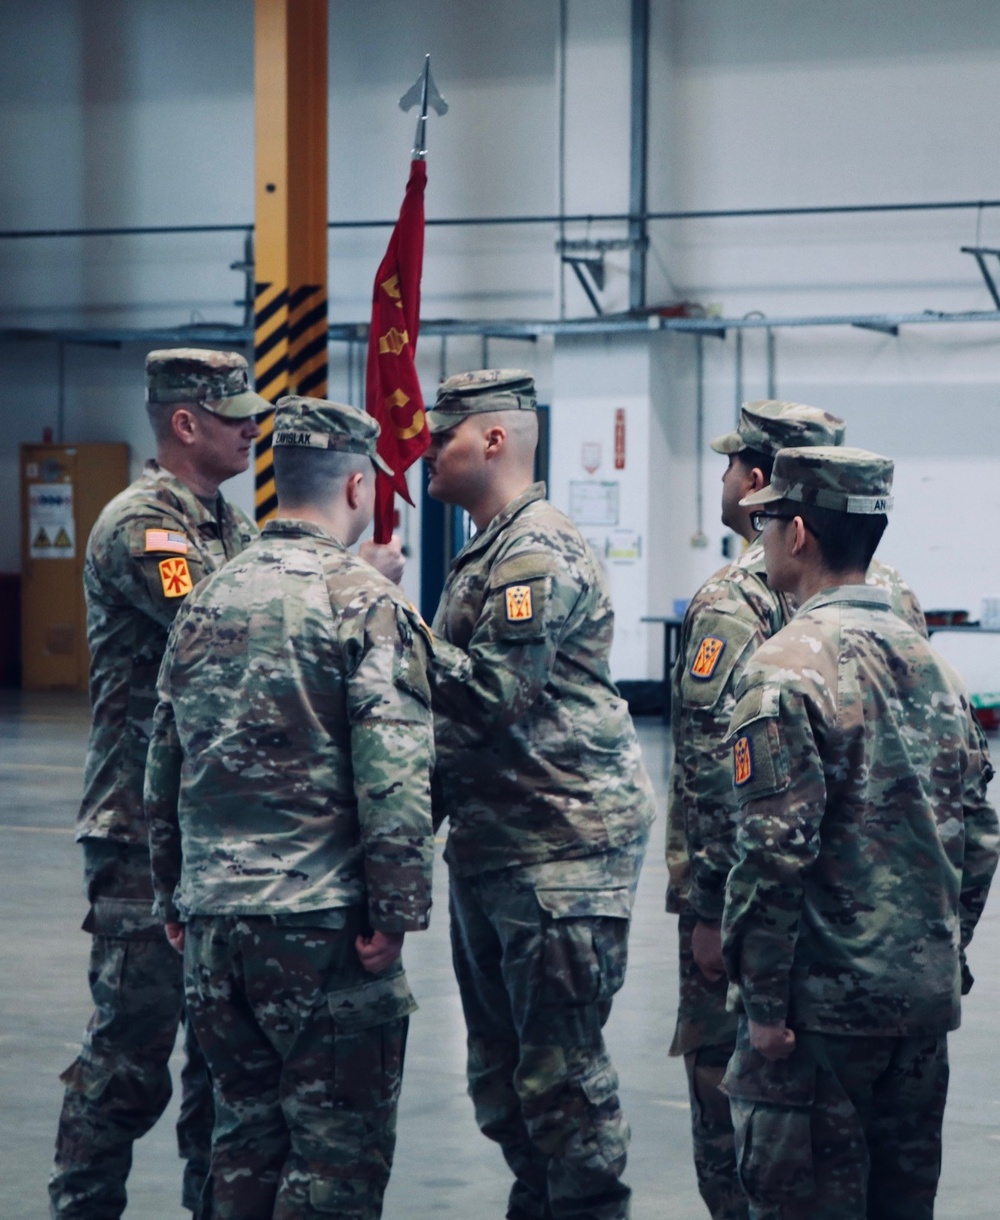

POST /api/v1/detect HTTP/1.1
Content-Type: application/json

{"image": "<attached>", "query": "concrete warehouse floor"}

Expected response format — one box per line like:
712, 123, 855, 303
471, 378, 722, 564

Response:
2, 691, 999, 1219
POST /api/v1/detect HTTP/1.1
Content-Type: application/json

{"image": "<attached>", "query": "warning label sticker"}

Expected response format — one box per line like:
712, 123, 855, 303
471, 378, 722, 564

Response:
29, 483, 75, 559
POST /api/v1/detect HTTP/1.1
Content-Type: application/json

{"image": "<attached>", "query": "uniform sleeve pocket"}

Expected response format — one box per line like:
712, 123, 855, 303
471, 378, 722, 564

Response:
727, 682, 789, 800
679, 609, 758, 710
535, 886, 632, 1006
488, 553, 551, 643
392, 606, 432, 710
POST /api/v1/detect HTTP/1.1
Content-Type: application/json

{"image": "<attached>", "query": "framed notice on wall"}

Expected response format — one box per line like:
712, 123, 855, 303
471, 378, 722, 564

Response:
569, 480, 619, 526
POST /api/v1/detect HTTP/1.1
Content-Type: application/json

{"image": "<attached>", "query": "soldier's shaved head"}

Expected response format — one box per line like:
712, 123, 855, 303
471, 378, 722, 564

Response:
273, 447, 371, 511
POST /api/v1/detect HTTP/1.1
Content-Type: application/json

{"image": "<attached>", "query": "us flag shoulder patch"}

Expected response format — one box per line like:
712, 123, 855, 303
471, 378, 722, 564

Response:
734, 735, 754, 786
145, 528, 189, 555
691, 635, 726, 680
505, 584, 533, 622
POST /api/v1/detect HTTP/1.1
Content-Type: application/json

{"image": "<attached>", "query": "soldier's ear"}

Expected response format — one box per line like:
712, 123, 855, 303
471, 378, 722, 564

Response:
344, 470, 365, 509
789, 516, 811, 555
747, 466, 767, 494
483, 425, 506, 458
170, 407, 198, 448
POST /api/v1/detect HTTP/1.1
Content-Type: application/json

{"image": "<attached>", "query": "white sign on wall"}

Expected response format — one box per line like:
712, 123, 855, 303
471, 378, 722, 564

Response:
29, 483, 75, 559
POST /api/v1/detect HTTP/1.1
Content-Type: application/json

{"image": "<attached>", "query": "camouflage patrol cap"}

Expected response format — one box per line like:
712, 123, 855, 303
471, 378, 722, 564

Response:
427, 368, 537, 435
740, 445, 894, 514
710, 400, 846, 457
145, 348, 271, 419
272, 395, 393, 475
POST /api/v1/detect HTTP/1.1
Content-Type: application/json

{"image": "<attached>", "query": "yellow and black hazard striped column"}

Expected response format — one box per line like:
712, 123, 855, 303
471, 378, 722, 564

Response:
252, 281, 289, 522
253, 0, 327, 525
288, 284, 328, 399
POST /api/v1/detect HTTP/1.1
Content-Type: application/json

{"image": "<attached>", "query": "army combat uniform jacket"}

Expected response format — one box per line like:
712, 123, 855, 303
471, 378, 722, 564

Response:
146, 518, 435, 932
723, 585, 999, 1035
78, 460, 256, 847
667, 538, 789, 924
866, 555, 927, 636
666, 538, 789, 1057
668, 546, 926, 921
430, 483, 657, 880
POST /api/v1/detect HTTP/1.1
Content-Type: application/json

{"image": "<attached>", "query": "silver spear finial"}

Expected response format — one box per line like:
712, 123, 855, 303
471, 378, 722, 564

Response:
399, 54, 448, 160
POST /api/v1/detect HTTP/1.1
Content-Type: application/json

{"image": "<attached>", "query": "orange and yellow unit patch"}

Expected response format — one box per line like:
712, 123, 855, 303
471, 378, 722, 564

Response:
159, 557, 193, 599
505, 584, 534, 622
734, 735, 754, 786
690, 635, 726, 680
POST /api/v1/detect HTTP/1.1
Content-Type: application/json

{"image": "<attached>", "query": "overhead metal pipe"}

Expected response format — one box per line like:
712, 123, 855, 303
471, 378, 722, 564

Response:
629, 0, 649, 311
557, 0, 568, 319
8, 196, 1000, 241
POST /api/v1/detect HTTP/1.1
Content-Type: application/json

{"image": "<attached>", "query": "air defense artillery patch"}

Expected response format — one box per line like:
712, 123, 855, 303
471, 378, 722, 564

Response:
691, 635, 726, 680
734, 735, 754, 786
505, 585, 533, 622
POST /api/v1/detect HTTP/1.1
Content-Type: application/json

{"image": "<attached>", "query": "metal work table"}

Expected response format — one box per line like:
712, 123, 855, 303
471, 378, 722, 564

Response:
641, 615, 684, 721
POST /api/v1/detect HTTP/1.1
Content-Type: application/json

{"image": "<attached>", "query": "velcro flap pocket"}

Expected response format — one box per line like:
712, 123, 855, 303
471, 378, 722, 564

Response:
87, 896, 163, 940
489, 553, 550, 642
392, 604, 432, 710
727, 681, 789, 801
328, 968, 417, 1031
680, 604, 759, 710
721, 1039, 815, 1107
535, 886, 631, 921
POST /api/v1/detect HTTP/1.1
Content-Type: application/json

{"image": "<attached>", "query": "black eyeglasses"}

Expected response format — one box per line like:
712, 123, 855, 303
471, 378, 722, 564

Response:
751, 510, 790, 532
750, 510, 819, 537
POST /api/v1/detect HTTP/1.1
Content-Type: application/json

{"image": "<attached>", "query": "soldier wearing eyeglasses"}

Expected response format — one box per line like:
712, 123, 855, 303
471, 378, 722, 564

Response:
666, 401, 845, 1220
721, 446, 998, 1219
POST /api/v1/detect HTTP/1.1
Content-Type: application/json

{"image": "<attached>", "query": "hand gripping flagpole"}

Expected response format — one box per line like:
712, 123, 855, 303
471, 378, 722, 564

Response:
365, 57, 448, 543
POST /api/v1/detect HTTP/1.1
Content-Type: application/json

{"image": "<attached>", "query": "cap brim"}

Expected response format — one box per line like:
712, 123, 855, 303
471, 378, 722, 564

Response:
739, 484, 785, 508
372, 453, 394, 477
709, 431, 743, 455
426, 409, 463, 435
202, 388, 274, 420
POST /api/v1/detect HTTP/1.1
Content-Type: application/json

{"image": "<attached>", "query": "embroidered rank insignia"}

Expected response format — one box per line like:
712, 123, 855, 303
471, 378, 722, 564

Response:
691, 636, 726, 680
734, 735, 754, 786
505, 584, 533, 622
159, 557, 193, 598
145, 528, 189, 555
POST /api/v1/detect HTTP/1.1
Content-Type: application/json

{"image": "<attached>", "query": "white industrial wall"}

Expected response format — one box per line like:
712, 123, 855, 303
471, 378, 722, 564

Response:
2, 0, 1000, 685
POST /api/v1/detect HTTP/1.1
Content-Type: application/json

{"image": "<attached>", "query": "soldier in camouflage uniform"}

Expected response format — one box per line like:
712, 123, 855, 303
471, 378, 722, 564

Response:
720, 446, 999, 1220
422, 370, 657, 1220
145, 396, 435, 1220
666, 401, 846, 1220
50, 349, 269, 1220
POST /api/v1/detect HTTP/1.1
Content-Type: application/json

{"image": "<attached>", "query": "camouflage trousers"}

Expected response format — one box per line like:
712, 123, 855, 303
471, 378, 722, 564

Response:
449, 851, 643, 1220
683, 1047, 749, 1220
50, 840, 213, 1220
183, 911, 415, 1220
670, 906, 747, 1220
722, 1018, 949, 1220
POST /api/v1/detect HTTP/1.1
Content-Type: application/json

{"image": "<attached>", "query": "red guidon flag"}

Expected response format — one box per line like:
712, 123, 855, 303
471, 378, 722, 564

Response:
365, 159, 430, 543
